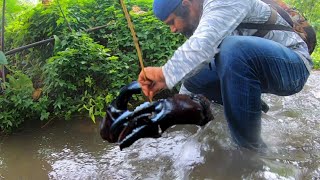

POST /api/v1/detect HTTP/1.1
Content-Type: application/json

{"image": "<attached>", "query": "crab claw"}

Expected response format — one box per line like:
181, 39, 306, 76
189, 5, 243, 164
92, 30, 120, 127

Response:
111, 81, 141, 110
110, 101, 158, 134
99, 81, 141, 142
100, 81, 214, 150
110, 101, 162, 149
119, 124, 160, 150
110, 94, 214, 150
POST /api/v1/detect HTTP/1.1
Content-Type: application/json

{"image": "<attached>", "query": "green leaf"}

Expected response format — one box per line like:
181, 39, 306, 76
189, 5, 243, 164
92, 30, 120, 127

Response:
53, 35, 61, 49
0, 51, 8, 65
89, 106, 96, 123
40, 111, 50, 121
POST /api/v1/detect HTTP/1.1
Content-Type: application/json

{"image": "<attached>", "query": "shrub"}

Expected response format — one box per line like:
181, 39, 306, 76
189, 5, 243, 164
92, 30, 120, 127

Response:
2, 0, 185, 128
0, 71, 50, 133
43, 32, 126, 119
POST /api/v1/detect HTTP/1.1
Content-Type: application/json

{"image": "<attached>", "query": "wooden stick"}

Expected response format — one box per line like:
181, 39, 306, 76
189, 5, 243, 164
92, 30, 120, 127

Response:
119, 0, 151, 101
119, 0, 146, 79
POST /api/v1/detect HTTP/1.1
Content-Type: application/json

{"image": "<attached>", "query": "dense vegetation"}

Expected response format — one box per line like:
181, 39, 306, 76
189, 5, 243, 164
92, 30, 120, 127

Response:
0, 0, 319, 133
0, 0, 184, 132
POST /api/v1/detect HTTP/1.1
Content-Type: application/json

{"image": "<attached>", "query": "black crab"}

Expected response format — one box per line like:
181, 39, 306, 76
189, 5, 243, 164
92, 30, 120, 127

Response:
99, 81, 214, 150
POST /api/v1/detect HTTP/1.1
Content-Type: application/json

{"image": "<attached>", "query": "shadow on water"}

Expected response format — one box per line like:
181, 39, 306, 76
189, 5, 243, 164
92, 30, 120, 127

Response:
0, 72, 319, 180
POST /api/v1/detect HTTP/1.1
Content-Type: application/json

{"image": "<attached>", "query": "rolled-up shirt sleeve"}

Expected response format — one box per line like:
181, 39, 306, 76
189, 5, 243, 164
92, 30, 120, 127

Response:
162, 0, 254, 89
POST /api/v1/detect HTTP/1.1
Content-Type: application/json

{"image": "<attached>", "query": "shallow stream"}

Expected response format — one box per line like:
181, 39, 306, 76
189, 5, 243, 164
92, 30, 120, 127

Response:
0, 72, 319, 180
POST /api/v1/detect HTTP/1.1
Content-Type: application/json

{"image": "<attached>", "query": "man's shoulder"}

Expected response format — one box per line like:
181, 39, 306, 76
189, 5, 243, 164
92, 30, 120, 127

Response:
202, 0, 270, 22
203, 0, 268, 11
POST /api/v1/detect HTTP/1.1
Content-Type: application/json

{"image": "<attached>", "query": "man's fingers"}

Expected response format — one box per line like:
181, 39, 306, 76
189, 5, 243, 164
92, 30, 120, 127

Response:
138, 72, 149, 83
138, 66, 167, 98
149, 91, 154, 100
149, 82, 164, 98
141, 85, 150, 97
140, 80, 153, 86
141, 82, 158, 98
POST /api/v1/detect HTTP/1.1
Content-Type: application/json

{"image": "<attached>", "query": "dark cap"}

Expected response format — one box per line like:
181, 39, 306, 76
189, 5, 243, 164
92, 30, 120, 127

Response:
153, 0, 181, 21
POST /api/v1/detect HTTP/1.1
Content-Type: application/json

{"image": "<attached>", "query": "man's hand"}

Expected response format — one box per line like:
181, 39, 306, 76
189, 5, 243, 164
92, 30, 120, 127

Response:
138, 67, 167, 99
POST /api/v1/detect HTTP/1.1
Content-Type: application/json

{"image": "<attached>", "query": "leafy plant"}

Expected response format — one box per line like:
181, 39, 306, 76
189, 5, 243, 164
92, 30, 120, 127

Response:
0, 71, 50, 133
97, 1, 185, 68
43, 32, 125, 119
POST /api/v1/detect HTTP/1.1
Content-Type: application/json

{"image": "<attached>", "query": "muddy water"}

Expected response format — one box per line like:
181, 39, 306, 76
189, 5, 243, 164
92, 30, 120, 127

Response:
0, 72, 319, 180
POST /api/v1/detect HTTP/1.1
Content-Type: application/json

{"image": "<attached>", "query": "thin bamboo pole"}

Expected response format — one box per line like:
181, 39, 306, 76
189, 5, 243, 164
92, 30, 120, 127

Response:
119, 0, 152, 102
119, 0, 146, 80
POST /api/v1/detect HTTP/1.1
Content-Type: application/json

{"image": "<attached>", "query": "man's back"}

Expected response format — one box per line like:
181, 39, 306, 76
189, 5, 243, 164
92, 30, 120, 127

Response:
202, 0, 312, 69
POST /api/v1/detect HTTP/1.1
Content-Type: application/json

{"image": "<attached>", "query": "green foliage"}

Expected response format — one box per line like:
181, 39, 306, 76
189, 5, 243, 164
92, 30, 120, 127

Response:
0, 0, 32, 24
311, 47, 320, 69
4, 4, 60, 85
43, 32, 125, 120
80, 94, 108, 123
0, 71, 50, 133
102, 4, 185, 68
4, 0, 183, 124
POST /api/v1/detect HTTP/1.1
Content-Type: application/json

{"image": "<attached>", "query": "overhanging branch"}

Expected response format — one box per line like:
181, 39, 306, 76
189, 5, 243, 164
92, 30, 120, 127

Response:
4, 24, 109, 56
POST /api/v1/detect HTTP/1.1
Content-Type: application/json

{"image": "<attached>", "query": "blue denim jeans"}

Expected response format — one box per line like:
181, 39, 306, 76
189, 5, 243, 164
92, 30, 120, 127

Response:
183, 36, 310, 150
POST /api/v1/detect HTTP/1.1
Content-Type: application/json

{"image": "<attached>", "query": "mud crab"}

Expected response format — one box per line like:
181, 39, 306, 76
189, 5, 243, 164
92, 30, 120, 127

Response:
100, 81, 214, 150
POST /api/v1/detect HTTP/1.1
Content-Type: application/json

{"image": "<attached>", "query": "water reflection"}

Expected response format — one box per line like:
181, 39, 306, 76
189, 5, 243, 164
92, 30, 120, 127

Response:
0, 72, 319, 179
